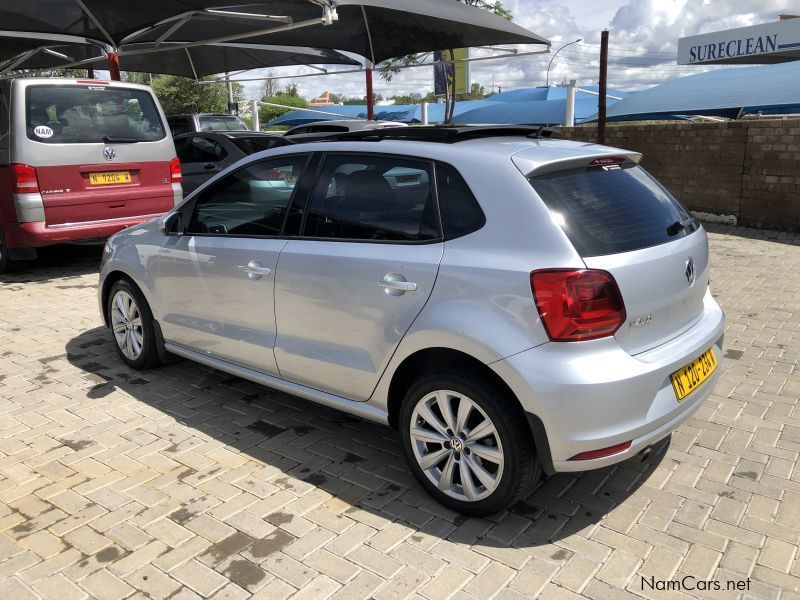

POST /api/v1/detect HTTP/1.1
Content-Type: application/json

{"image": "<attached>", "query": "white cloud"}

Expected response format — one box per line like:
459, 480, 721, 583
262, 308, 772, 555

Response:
238, 0, 798, 100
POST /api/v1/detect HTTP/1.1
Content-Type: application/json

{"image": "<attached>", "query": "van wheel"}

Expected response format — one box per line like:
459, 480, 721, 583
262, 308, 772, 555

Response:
107, 279, 161, 371
0, 232, 18, 274
400, 369, 539, 516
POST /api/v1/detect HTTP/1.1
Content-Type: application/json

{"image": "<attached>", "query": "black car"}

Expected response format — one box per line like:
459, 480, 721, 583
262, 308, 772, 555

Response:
174, 132, 294, 194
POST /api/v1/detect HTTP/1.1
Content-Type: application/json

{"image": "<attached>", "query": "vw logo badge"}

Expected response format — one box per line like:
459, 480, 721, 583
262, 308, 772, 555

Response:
103, 146, 116, 161
685, 257, 696, 286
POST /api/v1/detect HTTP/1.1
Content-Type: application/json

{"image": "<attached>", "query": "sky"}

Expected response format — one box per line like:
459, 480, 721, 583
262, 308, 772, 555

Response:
236, 0, 798, 101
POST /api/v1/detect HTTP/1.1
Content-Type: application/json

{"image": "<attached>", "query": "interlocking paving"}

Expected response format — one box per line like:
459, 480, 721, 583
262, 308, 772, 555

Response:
0, 224, 798, 599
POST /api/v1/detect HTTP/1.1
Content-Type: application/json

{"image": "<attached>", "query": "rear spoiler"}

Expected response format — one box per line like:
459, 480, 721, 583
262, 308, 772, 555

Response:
512, 151, 643, 178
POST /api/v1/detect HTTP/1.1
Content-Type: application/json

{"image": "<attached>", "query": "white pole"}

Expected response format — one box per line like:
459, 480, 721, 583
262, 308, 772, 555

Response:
565, 79, 576, 127
226, 72, 234, 115
251, 99, 260, 131
421, 102, 429, 126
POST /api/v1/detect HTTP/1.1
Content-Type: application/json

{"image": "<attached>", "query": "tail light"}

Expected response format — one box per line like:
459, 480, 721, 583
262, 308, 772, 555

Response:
530, 269, 626, 342
12, 164, 39, 193
170, 157, 182, 183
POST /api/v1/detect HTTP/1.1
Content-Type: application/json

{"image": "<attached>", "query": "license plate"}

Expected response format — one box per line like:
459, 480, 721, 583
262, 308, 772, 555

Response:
670, 347, 718, 401
89, 171, 131, 185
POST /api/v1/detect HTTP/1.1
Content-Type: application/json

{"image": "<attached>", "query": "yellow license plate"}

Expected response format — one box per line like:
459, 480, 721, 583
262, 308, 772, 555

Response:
670, 347, 718, 401
89, 171, 131, 185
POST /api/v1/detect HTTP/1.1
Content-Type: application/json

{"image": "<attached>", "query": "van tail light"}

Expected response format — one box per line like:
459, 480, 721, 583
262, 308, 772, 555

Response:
170, 157, 182, 183
530, 269, 626, 342
12, 164, 39, 193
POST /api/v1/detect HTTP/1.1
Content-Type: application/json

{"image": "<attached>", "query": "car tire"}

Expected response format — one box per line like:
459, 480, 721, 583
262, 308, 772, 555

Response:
0, 231, 18, 274
107, 278, 161, 371
400, 369, 540, 516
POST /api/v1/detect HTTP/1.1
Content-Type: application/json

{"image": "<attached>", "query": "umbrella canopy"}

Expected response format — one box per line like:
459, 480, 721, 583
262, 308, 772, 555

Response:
41, 42, 359, 78
456, 97, 622, 126
0, 32, 104, 71
0, 1, 284, 47
601, 61, 800, 121
127, 0, 549, 62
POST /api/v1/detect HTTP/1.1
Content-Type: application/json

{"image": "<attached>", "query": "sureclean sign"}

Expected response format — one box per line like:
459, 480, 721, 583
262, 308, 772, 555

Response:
678, 18, 800, 65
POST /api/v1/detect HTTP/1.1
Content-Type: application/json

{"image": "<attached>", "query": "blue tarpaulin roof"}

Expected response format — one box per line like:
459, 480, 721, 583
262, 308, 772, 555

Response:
601, 61, 800, 121
456, 96, 621, 126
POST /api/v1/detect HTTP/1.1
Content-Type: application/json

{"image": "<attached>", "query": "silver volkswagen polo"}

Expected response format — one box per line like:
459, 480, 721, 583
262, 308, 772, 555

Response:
99, 127, 725, 515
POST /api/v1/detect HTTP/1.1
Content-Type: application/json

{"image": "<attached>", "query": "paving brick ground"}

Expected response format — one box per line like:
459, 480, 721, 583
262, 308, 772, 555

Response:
0, 224, 798, 599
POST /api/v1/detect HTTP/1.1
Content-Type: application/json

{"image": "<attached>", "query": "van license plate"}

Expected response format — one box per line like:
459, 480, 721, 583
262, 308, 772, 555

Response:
670, 347, 718, 401
89, 171, 131, 185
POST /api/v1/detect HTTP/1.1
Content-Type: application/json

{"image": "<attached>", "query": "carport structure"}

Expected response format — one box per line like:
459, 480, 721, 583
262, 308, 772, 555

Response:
0, 1, 549, 118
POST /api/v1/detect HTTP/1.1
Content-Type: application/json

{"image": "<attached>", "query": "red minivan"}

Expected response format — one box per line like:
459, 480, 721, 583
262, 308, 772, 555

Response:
0, 78, 182, 272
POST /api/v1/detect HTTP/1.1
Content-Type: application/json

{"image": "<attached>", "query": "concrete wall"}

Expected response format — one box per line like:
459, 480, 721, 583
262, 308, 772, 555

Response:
557, 119, 800, 232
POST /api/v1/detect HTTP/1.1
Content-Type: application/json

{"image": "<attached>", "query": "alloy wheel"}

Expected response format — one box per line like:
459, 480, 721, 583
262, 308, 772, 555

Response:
409, 390, 505, 502
111, 290, 144, 361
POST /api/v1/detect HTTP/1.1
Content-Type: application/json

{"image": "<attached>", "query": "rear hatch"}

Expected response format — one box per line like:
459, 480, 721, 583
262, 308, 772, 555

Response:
21, 82, 176, 225
524, 154, 707, 355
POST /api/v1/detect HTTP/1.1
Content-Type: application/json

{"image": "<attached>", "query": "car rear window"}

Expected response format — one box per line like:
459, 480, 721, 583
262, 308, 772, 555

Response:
198, 115, 247, 132
231, 136, 287, 154
26, 84, 166, 144
529, 164, 698, 257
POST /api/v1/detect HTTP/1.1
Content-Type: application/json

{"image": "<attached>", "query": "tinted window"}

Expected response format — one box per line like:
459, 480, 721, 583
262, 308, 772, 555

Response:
187, 156, 308, 237
168, 117, 191, 136
183, 136, 228, 163
231, 136, 287, 154
304, 155, 439, 241
26, 84, 166, 143
436, 163, 485, 239
530, 165, 698, 257
197, 115, 247, 132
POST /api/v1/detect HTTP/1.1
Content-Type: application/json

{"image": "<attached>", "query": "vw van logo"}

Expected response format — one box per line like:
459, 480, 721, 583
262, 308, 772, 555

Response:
685, 257, 696, 286
103, 146, 116, 161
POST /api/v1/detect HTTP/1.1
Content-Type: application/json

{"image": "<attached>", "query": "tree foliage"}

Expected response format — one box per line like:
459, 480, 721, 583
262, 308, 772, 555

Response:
258, 93, 308, 124
149, 75, 244, 115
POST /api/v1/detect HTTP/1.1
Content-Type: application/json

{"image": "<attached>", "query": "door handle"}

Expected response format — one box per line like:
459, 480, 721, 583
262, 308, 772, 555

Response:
238, 260, 271, 280
379, 273, 417, 295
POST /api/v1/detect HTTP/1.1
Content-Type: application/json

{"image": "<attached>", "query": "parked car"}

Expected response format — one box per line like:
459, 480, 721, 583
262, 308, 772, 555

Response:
0, 78, 180, 273
174, 132, 293, 194
98, 126, 725, 515
283, 119, 406, 142
166, 113, 248, 136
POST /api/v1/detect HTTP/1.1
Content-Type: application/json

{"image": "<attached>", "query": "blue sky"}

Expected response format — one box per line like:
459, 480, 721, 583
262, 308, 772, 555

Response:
238, 0, 798, 101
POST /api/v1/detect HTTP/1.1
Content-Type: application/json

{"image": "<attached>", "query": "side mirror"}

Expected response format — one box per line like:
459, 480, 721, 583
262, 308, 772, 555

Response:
159, 212, 184, 236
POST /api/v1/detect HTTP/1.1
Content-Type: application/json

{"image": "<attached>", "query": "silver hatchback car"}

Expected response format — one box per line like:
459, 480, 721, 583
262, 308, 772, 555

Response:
99, 126, 725, 515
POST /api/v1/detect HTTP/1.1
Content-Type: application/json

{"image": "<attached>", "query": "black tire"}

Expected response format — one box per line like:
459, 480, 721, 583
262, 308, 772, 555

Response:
0, 230, 18, 274
107, 278, 162, 371
399, 368, 540, 516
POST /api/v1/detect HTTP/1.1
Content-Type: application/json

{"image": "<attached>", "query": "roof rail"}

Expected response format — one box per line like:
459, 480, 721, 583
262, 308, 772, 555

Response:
325, 125, 556, 143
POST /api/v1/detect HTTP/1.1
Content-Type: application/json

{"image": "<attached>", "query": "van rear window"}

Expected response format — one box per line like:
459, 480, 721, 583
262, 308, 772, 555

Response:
529, 165, 699, 257
26, 85, 166, 144
197, 115, 247, 132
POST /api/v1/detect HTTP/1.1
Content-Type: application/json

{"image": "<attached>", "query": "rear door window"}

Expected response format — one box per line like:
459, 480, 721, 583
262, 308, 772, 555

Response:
529, 164, 698, 257
26, 84, 166, 144
435, 163, 485, 240
303, 154, 439, 242
184, 136, 228, 163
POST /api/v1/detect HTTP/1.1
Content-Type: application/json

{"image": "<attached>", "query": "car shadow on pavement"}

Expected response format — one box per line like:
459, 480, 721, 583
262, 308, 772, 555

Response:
0, 244, 103, 284
65, 325, 670, 552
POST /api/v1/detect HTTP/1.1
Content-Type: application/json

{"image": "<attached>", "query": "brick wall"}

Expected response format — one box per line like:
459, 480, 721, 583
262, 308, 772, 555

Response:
557, 119, 800, 232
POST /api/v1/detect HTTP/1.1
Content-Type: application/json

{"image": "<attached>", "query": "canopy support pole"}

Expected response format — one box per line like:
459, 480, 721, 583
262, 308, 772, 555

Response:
366, 67, 374, 120
598, 29, 608, 144
107, 51, 121, 80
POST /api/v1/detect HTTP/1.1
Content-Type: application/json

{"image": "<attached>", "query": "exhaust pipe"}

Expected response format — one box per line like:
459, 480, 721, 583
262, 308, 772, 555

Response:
637, 446, 652, 462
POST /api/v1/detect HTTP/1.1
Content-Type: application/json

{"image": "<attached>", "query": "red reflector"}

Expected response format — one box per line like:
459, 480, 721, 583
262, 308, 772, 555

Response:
531, 269, 626, 342
170, 157, 182, 183
11, 163, 39, 194
588, 156, 626, 167
569, 441, 632, 461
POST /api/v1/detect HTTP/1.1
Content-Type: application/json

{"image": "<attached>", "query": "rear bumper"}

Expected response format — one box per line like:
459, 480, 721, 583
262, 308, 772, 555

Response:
491, 288, 725, 473
2, 214, 163, 248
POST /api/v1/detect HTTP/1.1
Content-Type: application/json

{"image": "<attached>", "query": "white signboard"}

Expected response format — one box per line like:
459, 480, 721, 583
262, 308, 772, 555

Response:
678, 18, 800, 65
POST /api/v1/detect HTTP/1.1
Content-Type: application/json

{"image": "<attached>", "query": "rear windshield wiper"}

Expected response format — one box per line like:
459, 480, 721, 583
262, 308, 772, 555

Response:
103, 136, 140, 144
666, 220, 686, 236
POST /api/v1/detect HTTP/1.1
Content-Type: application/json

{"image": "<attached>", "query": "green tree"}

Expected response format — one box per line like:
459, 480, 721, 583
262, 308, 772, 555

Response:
258, 94, 308, 125
150, 75, 244, 114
